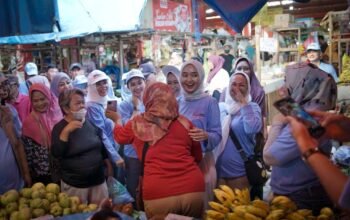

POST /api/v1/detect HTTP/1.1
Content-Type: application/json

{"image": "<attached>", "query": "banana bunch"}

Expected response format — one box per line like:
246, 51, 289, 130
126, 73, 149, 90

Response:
206, 186, 334, 220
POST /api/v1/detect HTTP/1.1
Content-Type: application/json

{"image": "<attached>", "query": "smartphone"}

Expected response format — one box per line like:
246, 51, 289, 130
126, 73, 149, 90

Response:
273, 97, 325, 138
1, 99, 5, 106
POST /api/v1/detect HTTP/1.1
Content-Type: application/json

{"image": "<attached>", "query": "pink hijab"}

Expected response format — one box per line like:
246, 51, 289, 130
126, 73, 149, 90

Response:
132, 82, 179, 145
207, 55, 225, 83
22, 84, 63, 148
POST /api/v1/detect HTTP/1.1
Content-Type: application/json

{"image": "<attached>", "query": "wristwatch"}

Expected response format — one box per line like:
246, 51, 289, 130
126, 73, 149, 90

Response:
302, 147, 321, 161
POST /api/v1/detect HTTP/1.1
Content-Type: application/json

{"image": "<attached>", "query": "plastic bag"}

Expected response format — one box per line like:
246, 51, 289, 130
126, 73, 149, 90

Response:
107, 176, 134, 204
333, 146, 350, 167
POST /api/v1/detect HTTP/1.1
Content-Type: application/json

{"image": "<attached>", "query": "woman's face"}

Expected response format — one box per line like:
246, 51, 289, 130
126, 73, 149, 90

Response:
58, 78, 72, 95
166, 73, 180, 96
96, 79, 108, 97
235, 60, 251, 77
230, 74, 248, 102
31, 91, 49, 113
180, 64, 201, 94
127, 77, 145, 99
68, 94, 85, 113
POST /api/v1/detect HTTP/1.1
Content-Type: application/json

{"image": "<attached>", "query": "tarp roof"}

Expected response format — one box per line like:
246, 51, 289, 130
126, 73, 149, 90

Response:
203, 0, 267, 33
0, 0, 146, 44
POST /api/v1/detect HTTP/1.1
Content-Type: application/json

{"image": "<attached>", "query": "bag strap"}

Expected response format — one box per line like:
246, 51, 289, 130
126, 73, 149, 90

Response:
229, 129, 248, 162
140, 142, 149, 177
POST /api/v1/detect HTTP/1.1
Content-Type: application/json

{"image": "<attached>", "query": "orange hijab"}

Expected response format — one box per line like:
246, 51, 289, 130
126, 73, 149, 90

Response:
132, 82, 179, 145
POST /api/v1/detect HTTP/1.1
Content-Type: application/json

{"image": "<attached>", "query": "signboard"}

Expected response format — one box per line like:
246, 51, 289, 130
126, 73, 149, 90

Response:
153, 0, 193, 32
259, 37, 277, 53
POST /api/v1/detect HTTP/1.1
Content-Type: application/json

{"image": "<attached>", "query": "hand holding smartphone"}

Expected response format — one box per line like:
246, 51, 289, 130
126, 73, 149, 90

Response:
273, 97, 325, 138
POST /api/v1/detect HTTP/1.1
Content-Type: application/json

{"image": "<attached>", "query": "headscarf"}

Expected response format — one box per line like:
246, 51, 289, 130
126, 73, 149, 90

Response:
22, 84, 62, 148
180, 60, 208, 101
27, 75, 50, 88
207, 55, 225, 83
50, 72, 71, 97
285, 62, 337, 111
132, 82, 179, 145
86, 70, 109, 109
213, 72, 252, 162
233, 57, 264, 104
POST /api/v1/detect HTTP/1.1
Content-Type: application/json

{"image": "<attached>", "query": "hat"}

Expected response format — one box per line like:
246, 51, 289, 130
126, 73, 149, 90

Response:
69, 63, 82, 71
162, 65, 180, 77
139, 62, 156, 76
125, 69, 145, 84
24, 62, 38, 76
88, 70, 109, 85
73, 74, 88, 88
307, 42, 321, 51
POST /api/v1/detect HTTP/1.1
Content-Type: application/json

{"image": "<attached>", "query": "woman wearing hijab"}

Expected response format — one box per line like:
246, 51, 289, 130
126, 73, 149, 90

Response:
206, 55, 230, 97
263, 63, 337, 214
86, 70, 123, 168
27, 75, 51, 89
178, 60, 222, 210
162, 65, 181, 100
110, 82, 204, 218
214, 72, 262, 190
22, 83, 63, 184
50, 72, 72, 98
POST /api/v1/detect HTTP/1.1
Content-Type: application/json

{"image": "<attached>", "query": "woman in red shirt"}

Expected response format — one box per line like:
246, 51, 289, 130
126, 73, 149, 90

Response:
108, 82, 204, 218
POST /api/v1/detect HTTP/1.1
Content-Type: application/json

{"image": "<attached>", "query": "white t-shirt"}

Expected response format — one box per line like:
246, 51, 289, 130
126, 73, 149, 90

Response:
206, 68, 230, 95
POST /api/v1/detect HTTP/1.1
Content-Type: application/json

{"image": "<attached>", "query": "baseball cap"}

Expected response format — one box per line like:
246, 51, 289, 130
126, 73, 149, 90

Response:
307, 42, 321, 51
162, 65, 180, 77
73, 74, 88, 89
125, 69, 145, 84
24, 62, 38, 76
139, 62, 156, 77
69, 63, 82, 71
88, 70, 109, 85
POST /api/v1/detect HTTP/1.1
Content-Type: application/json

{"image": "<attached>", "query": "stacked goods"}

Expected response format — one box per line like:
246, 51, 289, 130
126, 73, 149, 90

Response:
340, 53, 350, 83
206, 185, 334, 220
0, 183, 98, 220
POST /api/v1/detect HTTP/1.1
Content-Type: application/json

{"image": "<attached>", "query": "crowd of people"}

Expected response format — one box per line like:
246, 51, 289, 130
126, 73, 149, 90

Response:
0, 41, 349, 219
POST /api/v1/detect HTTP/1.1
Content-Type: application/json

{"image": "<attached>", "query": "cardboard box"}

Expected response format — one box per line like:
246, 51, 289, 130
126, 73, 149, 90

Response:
274, 14, 294, 28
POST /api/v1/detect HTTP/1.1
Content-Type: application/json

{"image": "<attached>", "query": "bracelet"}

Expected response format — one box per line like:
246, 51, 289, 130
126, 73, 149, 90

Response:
302, 147, 321, 161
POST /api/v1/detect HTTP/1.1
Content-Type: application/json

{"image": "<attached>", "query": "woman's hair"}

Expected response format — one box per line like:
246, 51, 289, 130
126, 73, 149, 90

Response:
58, 88, 85, 115
90, 208, 120, 220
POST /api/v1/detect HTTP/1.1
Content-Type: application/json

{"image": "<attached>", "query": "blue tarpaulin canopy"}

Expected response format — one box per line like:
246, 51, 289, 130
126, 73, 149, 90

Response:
203, 0, 267, 33
0, 0, 146, 44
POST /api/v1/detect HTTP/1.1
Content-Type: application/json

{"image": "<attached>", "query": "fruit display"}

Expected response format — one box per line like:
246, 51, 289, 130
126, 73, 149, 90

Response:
206, 185, 334, 220
0, 182, 98, 220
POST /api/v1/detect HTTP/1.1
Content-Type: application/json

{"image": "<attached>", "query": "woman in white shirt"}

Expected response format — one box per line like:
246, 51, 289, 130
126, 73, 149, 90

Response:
206, 55, 230, 99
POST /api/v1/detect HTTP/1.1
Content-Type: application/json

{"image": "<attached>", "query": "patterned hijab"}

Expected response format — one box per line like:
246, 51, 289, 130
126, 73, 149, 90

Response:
233, 57, 264, 103
22, 84, 63, 148
50, 72, 71, 97
207, 55, 225, 83
132, 82, 179, 145
180, 60, 208, 101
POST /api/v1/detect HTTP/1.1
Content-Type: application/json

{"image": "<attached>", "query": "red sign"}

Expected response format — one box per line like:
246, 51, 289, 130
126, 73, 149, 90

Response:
153, 0, 193, 32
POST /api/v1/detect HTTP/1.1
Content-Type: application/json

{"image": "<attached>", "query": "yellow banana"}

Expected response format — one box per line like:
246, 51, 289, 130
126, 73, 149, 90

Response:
208, 201, 230, 213
306, 216, 316, 220
317, 214, 330, 220
286, 212, 306, 220
271, 196, 291, 205
244, 212, 262, 220
297, 209, 313, 217
252, 199, 270, 213
241, 188, 251, 204
219, 185, 235, 200
226, 212, 245, 220
206, 210, 225, 220
266, 212, 284, 220
233, 205, 247, 217
213, 189, 233, 206
320, 207, 333, 217
234, 188, 246, 205
246, 205, 268, 218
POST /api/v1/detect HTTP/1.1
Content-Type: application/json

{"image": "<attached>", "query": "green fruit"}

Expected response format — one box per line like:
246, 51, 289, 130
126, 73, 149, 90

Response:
32, 208, 46, 218
46, 183, 60, 194
31, 182, 45, 191
88, 204, 98, 211
58, 192, 68, 201
2, 190, 19, 205
6, 202, 18, 215
31, 189, 46, 199
9, 210, 19, 220
63, 208, 71, 215
59, 197, 70, 209
18, 203, 29, 210
29, 198, 42, 209
50, 202, 60, 209
50, 205, 62, 217
18, 198, 29, 206
19, 188, 32, 199
69, 196, 81, 207
17, 207, 31, 220
41, 199, 50, 212
46, 192, 57, 203
78, 204, 87, 211
71, 204, 78, 214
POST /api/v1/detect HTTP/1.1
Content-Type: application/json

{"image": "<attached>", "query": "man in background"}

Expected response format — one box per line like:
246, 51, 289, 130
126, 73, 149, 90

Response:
220, 44, 235, 74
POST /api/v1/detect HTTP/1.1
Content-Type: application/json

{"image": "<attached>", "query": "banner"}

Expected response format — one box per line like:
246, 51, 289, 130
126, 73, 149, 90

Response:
153, 0, 193, 32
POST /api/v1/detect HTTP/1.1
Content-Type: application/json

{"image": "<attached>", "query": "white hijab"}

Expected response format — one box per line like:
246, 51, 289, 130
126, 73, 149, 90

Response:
213, 71, 252, 162
86, 73, 111, 109
180, 60, 208, 101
